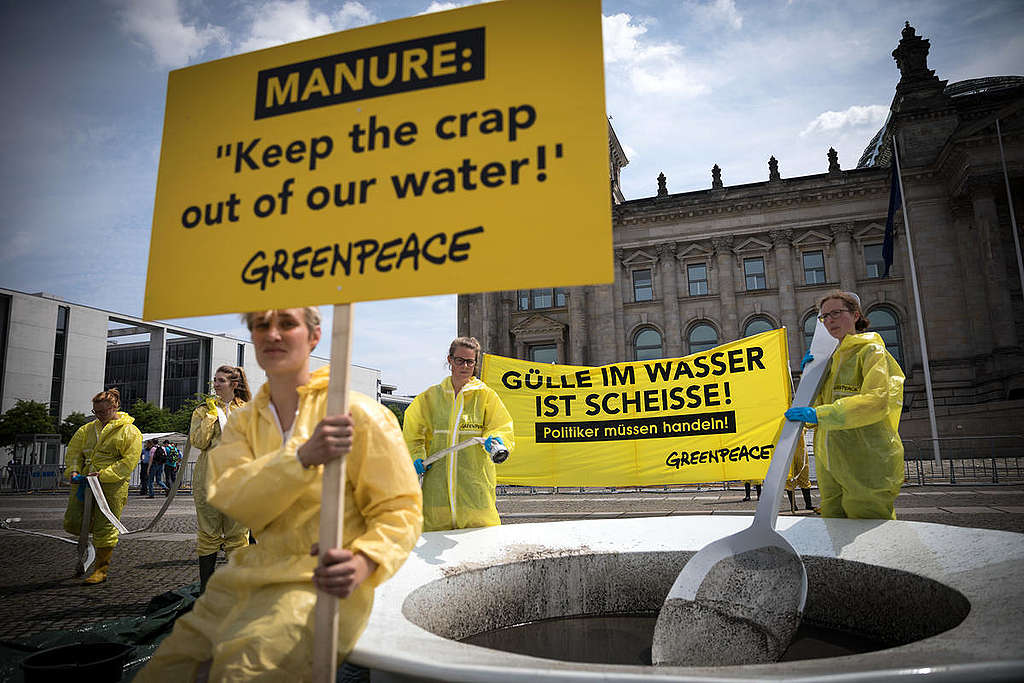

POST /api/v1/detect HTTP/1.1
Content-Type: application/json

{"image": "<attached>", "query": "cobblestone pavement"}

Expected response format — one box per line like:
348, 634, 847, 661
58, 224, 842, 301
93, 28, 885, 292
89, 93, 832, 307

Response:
1, 484, 1021, 641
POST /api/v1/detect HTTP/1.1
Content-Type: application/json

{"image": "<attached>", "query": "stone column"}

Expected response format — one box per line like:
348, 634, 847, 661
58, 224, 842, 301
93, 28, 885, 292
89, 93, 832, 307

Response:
457, 294, 471, 337
972, 184, 1017, 349
568, 286, 587, 365
770, 230, 800, 368
950, 202, 991, 354
592, 283, 616, 365
146, 327, 166, 407
657, 243, 682, 357
832, 223, 857, 291
499, 292, 514, 357
713, 237, 738, 340
613, 249, 626, 361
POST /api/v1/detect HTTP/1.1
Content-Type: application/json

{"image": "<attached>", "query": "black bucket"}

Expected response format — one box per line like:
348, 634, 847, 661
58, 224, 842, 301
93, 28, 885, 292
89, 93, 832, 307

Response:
21, 642, 134, 683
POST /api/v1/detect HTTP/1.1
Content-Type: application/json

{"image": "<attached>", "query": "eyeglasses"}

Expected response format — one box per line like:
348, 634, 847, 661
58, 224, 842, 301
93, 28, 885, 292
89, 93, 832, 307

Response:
451, 357, 476, 367
817, 309, 851, 322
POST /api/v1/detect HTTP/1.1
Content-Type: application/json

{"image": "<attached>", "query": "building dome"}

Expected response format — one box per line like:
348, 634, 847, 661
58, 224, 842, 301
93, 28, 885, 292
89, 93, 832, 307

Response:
856, 76, 1024, 168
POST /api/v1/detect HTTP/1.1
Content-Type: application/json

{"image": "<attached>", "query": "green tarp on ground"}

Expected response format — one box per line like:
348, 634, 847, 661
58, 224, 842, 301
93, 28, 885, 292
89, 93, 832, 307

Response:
0, 583, 199, 682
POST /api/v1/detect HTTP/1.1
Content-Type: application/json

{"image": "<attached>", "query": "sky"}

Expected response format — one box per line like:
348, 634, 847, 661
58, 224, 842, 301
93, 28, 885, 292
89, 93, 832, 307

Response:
1, 0, 1022, 396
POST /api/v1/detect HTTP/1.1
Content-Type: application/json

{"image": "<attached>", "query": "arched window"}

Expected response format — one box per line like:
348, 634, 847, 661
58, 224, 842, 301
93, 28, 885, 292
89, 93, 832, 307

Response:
634, 328, 663, 361
743, 317, 774, 338
803, 313, 817, 352
868, 307, 903, 367
688, 323, 718, 354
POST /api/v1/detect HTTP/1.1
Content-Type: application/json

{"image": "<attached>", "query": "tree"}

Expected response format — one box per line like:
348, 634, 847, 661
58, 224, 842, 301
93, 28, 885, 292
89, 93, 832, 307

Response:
127, 399, 175, 433
170, 394, 211, 434
384, 402, 407, 428
59, 411, 91, 444
0, 400, 57, 446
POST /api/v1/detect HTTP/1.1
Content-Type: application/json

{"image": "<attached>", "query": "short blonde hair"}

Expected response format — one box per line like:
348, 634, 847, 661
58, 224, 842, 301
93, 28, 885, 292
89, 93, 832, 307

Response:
241, 307, 321, 334
92, 388, 121, 409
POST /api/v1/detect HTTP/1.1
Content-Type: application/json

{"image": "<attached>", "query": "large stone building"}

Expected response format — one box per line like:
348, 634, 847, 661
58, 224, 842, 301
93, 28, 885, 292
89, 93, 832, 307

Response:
458, 24, 1024, 440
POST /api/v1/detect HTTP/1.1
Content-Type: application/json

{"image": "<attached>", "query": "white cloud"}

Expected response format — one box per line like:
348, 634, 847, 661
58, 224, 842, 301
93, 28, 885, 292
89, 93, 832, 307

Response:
602, 13, 709, 97
419, 1, 478, 14
800, 104, 889, 137
685, 0, 743, 30
237, 0, 378, 53
116, 0, 227, 68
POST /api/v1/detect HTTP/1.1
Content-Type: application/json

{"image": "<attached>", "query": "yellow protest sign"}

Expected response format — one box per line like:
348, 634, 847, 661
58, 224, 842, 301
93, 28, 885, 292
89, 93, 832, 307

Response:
480, 329, 792, 487
143, 0, 610, 319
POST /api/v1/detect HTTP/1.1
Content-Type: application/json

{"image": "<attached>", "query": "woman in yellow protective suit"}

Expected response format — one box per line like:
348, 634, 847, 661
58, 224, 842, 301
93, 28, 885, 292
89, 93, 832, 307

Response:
785, 437, 815, 513
190, 364, 251, 593
785, 290, 905, 519
403, 336, 514, 532
139, 308, 422, 682
63, 388, 143, 584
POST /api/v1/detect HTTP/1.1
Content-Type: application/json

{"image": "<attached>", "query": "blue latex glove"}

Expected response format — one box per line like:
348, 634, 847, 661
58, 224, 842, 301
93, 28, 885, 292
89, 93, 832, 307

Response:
800, 351, 814, 371
72, 474, 87, 501
483, 436, 504, 453
786, 407, 818, 424
413, 459, 427, 475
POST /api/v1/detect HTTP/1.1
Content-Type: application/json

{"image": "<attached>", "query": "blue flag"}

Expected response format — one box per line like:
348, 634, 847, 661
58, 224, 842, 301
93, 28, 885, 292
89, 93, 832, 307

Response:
882, 164, 900, 278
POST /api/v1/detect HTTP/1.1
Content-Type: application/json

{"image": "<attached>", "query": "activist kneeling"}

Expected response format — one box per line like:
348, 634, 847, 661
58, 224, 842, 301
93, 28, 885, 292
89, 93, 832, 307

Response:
138, 307, 422, 681
403, 336, 514, 531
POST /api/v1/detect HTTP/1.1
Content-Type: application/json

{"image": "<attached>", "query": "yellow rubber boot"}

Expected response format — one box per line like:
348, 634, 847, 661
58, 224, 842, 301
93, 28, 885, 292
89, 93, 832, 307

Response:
84, 546, 114, 584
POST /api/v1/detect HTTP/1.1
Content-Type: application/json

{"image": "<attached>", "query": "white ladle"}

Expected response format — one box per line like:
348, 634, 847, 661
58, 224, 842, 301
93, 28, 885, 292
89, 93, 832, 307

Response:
652, 320, 838, 666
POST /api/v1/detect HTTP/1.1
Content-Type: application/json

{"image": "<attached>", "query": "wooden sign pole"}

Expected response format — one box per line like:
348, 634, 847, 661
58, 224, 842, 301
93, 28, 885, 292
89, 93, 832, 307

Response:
312, 303, 353, 682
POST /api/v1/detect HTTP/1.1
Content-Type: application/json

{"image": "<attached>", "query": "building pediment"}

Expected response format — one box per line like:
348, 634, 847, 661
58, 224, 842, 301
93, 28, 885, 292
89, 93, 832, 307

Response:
854, 222, 887, 241
676, 242, 713, 260
793, 230, 832, 248
622, 249, 658, 266
511, 314, 566, 337
733, 237, 772, 255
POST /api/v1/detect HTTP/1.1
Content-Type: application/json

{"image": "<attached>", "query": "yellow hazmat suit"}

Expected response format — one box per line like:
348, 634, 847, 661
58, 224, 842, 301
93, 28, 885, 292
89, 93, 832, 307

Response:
403, 376, 514, 532
138, 367, 422, 682
190, 397, 249, 556
813, 331, 905, 519
63, 412, 142, 548
786, 438, 811, 491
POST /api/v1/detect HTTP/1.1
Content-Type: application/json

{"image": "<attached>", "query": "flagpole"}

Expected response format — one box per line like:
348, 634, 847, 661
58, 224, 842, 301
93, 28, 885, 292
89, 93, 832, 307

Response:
892, 139, 942, 465
996, 118, 1024, 298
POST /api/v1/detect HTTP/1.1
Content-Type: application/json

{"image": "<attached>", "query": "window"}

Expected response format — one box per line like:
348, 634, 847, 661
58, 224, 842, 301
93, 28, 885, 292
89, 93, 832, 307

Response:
688, 323, 718, 354
634, 329, 663, 361
529, 344, 557, 364
50, 306, 70, 418
518, 288, 568, 310
743, 318, 774, 338
0, 294, 9, 401
803, 250, 826, 285
868, 308, 903, 367
237, 343, 245, 367
744, 257, 766, 290
864, 244, 885, 278
633, 269, 653, 301
687, 264, 708, 296
803, 313, 817, 353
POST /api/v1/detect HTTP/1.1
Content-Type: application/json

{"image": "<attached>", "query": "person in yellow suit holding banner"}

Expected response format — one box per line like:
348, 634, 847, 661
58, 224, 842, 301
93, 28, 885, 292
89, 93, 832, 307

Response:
785, 290, 905, 519
403, 336, 514, 532
139, 308, 422, 681
63, 388, 143, 584
190, 364, 252, 593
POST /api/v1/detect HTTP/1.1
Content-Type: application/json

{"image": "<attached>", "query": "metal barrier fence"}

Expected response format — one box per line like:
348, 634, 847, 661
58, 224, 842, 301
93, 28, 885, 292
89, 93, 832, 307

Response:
4, 436, 1022, 494
902, 436, 1024, 485
1, 462, 198, 493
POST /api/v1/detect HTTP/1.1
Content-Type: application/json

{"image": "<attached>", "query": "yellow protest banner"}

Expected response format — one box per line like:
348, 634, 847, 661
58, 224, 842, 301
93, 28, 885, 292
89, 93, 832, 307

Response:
143, 0, 610, 320
480, 329, 792, 486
